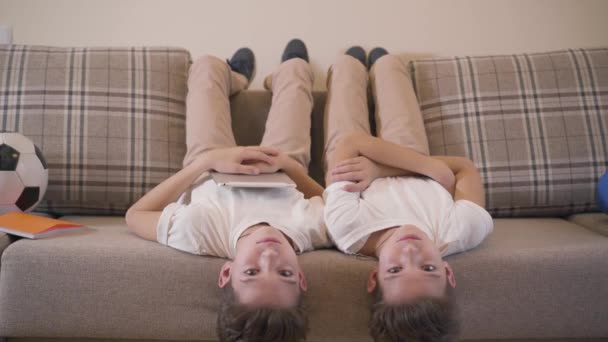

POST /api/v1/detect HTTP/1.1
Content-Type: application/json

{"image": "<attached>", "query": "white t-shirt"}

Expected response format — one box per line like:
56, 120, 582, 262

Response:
157, 176, 330, 259
323, 176, 493, 257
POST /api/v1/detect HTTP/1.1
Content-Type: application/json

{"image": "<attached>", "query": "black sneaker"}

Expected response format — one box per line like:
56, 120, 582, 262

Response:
345, 46, 366, 68
227, 47, 255, 82
281, 39, 309, 63
368, 47, 388, 70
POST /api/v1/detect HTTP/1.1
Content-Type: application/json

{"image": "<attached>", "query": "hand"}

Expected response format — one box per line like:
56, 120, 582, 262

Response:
429, 157, 457, 194
243, 147, 284, 173
202, 146, 279, 175
243, 148, 296, 174
330, 156, 381, 192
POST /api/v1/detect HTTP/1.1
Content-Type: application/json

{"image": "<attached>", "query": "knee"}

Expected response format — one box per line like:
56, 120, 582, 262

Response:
190, 55, 227, 79
372, 54, 405, 73
328, 55, 367, 87
192, 55, 224, 69
332, 54, 365, 73
280, 58, 313, 83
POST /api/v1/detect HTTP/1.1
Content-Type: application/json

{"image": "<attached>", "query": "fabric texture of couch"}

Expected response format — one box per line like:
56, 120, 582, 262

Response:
410, 48, 608, 217
0, 45, 607, 341
0, 45, 190, 215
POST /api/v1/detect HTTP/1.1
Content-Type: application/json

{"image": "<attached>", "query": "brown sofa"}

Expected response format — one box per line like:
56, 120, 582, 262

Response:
0, 45, 606, 341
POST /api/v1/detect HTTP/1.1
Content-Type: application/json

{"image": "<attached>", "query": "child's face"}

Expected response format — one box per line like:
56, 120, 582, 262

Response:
218, 224, 307, 308
368, 225, 456, 304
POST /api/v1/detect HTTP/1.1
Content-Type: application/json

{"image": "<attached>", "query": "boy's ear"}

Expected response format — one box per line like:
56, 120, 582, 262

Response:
218, 261, 232, 288
298, 270, 308, 292
367, 268, 379, 293
444, 261, 456, 288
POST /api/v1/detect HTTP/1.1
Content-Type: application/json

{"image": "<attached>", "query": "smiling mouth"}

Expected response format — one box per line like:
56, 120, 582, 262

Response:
256, 238, 282, 244
397, 234, 421, 242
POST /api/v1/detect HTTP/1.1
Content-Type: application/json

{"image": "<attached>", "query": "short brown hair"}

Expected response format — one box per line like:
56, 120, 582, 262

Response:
216, 282, 308, 342
369, 286, 459, 342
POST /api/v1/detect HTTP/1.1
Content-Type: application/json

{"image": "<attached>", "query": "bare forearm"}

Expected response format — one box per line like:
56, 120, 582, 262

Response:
283, 158, 324, 199
357, 136, 432, 175
128, 157, 211, 212
339, 133, 454, 188
376, 163, 415, 178
126, 159, 209, 239
432, 156, 485, 207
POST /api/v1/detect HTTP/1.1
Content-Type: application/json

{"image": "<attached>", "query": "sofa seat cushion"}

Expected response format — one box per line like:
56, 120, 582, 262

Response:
0, 217, 606, 340
0, 216, 224, 340
449, 218, 608, 339
0, 216, 374, 341
569, 212, 608, 236
0, 232, 16, 266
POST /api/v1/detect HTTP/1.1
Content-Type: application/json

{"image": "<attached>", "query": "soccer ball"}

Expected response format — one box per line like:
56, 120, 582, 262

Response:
0, 132, 48, 214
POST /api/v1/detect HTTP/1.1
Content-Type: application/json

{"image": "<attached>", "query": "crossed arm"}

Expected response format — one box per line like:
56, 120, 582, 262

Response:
328, 132, 485, 207
126, 146, 323, 241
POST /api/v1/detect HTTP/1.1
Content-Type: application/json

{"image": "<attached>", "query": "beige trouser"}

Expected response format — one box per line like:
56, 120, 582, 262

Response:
324, 54, 429, 179
183, 55, 314, 169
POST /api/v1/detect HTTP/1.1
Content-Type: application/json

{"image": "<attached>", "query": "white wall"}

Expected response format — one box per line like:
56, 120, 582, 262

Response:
1, 0, 607, 90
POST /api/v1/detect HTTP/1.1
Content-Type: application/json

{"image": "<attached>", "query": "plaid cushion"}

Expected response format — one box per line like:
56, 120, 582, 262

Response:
0, 45, 190, 215
410, 48, 608, 217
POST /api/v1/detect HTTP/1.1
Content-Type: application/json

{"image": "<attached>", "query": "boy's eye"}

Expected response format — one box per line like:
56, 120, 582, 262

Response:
422, 265, 436, 272
387, 267, 401, 274
244, 269, 259, 276
279, 270, 293, 277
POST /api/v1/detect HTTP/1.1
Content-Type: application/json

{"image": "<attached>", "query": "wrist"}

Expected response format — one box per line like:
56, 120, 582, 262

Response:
377, 160, 394, 177
432, 160, 456, 190
281, 157, 304, 173
192, 153, 213, 173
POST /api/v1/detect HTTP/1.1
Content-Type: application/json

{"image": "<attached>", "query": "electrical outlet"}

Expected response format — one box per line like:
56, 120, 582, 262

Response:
0, 25, 13, 44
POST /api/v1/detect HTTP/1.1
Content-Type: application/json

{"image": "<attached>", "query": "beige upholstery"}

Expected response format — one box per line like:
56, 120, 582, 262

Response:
0, 215, 606, 340
0, 232, 16, 269
450, 218, 608, 339
569, 212, 608, 236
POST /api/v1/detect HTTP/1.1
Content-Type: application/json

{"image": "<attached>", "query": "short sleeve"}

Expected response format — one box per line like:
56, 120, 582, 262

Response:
294, 195, 332, 251
323, 181, 368, 253
156, 202, 206, 255
441, 200, 494, 256
157, 202, 182, 246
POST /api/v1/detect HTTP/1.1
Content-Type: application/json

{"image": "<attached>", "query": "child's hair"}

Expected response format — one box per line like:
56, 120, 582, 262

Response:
369, 285, 459, 342
216, 282, 308, 342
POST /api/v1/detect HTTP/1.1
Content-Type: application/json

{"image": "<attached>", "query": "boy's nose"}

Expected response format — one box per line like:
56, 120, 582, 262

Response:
401, 241, 419, 252
400, 243, 420, 262
259, 248, 279, 268
261, 247, 279, 257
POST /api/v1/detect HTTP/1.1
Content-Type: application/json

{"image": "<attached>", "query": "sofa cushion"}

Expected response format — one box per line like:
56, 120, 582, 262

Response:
449, 218, 608, 339
0, 232, 15, 265
0, 45, 190, 215
410, 48, 608, 217
569, 212, 608, 236
0, 216, 374, 341
0, 216, 606, 340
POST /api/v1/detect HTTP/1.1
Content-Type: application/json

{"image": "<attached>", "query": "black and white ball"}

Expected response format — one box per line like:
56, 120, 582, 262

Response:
0, 132, 48, 214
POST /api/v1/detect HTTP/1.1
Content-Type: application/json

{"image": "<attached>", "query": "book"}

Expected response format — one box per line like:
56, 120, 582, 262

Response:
211, 171, 297, 188
0, 212, 85, 239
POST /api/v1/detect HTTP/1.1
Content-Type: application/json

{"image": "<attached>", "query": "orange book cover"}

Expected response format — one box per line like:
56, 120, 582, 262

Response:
0, 212, 84, 239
